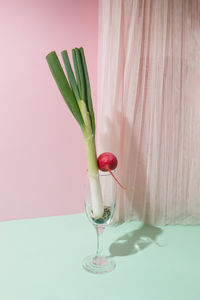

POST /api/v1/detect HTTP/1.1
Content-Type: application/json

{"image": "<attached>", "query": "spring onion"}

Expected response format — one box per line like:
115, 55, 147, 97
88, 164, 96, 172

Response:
46, 47, 104, 218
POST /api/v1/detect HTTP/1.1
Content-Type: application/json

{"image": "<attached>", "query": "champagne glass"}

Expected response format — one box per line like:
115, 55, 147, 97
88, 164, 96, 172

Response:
82, 171, 117, 274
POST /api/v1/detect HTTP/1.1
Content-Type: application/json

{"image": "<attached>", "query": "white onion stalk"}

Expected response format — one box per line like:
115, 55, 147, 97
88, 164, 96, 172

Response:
46, 48, 104, 218
79, 100, 104, 218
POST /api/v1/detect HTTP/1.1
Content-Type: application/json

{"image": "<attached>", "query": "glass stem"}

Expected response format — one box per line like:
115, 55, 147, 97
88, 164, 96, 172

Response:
95, 226, 105, 257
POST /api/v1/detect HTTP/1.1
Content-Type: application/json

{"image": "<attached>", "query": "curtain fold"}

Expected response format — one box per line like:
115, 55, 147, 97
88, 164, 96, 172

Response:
97, 0, 200, 225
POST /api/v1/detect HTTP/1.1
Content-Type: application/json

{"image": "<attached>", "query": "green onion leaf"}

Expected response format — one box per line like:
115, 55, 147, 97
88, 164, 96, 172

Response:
61, 50, 80, 100
46, 51, 84, 127
72, 49, 81, 96
74, 48, 87, 103
80, 47, 95, 134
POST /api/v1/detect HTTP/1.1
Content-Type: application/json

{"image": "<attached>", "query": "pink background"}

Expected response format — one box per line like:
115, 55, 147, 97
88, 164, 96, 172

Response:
0, 0, 98, 221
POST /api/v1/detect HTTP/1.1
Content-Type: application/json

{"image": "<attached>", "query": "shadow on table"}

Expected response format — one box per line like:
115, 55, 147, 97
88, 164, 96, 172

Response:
108, 223, 163, 257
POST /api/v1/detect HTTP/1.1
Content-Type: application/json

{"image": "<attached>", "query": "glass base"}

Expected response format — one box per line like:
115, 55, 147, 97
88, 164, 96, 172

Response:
82, 255, 116, 274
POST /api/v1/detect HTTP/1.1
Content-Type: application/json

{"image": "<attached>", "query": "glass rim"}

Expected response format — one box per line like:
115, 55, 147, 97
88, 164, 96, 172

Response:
86, 169, 116, 176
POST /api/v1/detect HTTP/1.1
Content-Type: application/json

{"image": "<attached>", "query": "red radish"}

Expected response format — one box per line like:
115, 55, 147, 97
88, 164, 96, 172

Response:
97, 152, 118, 171
97, 152, 132, 190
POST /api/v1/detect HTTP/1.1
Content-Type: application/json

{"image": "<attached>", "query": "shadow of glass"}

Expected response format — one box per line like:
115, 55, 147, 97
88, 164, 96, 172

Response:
108, 223, 163, 257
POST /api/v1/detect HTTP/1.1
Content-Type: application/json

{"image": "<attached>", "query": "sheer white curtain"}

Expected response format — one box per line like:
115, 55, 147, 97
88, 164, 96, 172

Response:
97, 0, 200, 225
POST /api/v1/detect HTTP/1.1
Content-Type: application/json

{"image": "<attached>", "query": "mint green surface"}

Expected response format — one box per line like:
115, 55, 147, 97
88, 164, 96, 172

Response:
0, 214, 199, 300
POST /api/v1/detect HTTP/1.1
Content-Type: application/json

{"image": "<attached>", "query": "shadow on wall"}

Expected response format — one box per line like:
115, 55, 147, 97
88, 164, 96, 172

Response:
99, 108, 152, 224
108, 223, 163, 258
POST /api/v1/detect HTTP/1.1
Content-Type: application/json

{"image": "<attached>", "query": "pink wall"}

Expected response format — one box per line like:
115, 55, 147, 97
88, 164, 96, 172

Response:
0, 0, 98, 221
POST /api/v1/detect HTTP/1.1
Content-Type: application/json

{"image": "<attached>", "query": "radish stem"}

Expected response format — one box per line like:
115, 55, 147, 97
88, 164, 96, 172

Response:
106, 167, 134, 191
